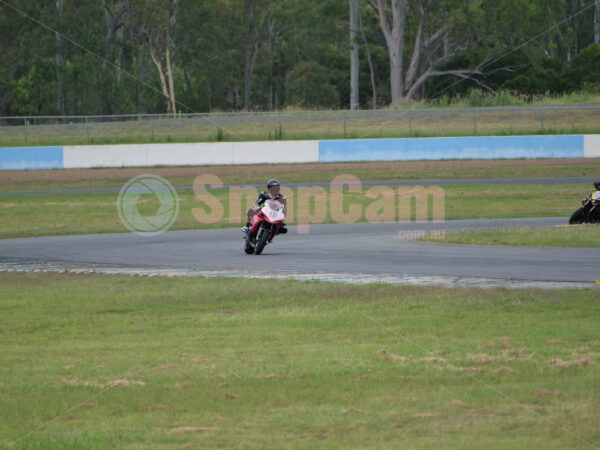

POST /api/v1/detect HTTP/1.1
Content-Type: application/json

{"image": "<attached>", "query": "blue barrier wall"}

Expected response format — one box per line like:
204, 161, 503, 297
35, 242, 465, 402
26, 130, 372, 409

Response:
0, 135, 593, 170
0, 146, 63, 170
318, 135, 584, 162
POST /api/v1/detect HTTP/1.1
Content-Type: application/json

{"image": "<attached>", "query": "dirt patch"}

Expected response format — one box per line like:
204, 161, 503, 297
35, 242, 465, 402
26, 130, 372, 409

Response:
107, 379, 146, 387
481, 337, 513, 350
436, 365, 485, 373
467, 353, 497, 364
5, 158, 598, 183
170, 426, 220, 433
546, 339, 564, 345
225, 392, 238, 399
377, 349, 406, 362
549, 357, 592, 367
341, 408, 370, 414
148, 404, 172, 411
533, 388, 561, 398
446, 399, 468, 407
175, 382, 195, 388
418, 356, 445, 362
242, 358, 263, 364
154, 364, 178, 371
77, 402, 96, 409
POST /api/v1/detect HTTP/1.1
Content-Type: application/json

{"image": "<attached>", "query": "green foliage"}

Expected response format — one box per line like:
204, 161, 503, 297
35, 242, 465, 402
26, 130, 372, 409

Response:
268, 122, 283, 140
561, 44, 600, 92
0, 0, 599, 114
466, 89, 527, 107
285, 61, 340, 109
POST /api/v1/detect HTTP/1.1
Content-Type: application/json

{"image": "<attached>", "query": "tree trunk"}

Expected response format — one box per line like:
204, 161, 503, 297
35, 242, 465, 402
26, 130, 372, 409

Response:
267, 14, 276, 111
376, 0, 406, 107
244, 0, 253, 111
166, 34, 176, 114
55, 0, 65, 115
595, 0, 599, 45
349, 0, 359, 110
149, 47, 171, 114
243, 0, 264, 111
359, 10, 377, 109
102, 0, 125, 83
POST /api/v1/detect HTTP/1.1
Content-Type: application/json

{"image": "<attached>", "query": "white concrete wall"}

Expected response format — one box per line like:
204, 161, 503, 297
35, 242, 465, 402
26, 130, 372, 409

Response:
584, 135, 600, 158
232, 141, 317, 164
62, 141, 318, 168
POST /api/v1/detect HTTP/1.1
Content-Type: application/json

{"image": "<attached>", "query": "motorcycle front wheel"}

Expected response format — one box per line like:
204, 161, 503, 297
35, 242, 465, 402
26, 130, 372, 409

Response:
569, 206, 586, 224
254, 228, 271, 255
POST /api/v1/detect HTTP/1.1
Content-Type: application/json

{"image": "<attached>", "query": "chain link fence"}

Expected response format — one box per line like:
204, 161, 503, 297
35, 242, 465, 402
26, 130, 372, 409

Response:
1, 106, 599, 147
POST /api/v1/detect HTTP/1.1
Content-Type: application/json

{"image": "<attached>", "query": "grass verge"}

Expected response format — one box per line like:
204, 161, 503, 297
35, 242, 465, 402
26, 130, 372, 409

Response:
424, 224, 600, 248
2, 159, 600, 192
0, 183, 587, 239
0, 272, 599, 449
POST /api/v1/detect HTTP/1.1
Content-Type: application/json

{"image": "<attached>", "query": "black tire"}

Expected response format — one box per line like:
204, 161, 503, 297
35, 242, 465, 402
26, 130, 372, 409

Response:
254, 228, 271, 255
244, 242, 255, 254
569, 206, 586, 224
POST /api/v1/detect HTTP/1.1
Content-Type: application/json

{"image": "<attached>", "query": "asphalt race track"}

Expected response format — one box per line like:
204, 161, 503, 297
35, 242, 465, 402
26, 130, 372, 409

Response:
1, 217, 598, 288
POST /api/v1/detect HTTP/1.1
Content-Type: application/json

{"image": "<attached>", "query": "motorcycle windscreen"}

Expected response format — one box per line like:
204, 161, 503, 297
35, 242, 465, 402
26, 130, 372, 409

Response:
261, 202, 285, 223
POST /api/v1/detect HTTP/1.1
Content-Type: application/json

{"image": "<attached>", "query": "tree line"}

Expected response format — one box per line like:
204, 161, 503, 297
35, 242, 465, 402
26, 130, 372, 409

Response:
1, 0, 599, 117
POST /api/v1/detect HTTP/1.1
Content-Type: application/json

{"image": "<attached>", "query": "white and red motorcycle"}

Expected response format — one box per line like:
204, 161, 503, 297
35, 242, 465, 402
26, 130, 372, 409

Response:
244, 200, 286, 255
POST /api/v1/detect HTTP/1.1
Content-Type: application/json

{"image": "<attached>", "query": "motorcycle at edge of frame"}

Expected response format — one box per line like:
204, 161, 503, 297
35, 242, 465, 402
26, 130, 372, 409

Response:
244, 200, 286, 255
569, 183, 600, 224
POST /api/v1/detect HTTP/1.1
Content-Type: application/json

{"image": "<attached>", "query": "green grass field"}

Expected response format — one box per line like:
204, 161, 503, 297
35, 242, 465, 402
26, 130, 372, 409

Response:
0, 183, 588, 239
1, 272, 599, 449
424, 224, 600, 247
2, 159, 598, 239
2, 159, 600, 193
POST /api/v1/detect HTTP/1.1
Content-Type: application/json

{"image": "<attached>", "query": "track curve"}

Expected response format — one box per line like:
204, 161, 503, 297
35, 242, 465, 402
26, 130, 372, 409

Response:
1, 217, 598, 287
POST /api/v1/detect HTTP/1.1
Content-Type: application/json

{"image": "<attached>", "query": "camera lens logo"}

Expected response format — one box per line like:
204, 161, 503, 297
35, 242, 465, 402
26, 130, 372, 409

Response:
117, 174, 179, 236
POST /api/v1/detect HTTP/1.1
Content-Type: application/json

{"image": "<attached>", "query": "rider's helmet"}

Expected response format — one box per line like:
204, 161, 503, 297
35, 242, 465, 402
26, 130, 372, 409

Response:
594, 181, 600, 191
267, 179, 280, 188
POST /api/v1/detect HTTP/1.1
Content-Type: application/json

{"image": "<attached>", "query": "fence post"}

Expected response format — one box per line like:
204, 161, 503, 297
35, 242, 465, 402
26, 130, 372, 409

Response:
540, 110, 545, 131
343, 111, 347, 138
85, 116, 90, 144
408, 110, 412, 136
151, 117, 155, 142
24, 117, 28, 145
472, 111, 477, 136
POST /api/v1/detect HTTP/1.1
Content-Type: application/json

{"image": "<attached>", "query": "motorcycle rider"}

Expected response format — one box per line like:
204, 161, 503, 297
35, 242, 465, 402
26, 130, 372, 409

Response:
241, 179, 288, 235
593, 181, 600, 202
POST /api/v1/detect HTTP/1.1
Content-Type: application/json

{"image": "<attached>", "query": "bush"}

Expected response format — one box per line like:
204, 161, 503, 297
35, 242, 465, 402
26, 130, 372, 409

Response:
284, 61, 339, 109
561, 44, 600, 92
